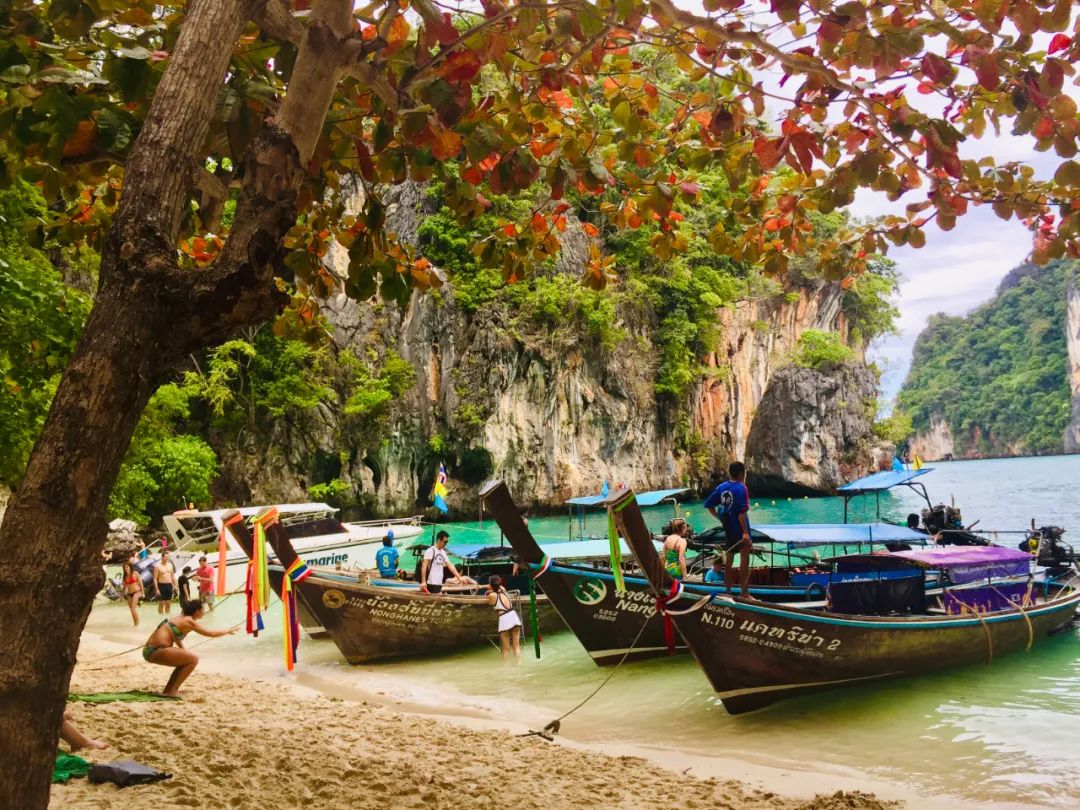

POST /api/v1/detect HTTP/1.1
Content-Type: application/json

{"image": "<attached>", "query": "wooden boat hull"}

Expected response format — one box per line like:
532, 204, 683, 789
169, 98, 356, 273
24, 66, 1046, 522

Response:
281, 569, 563, 664
662, 588, 1080, 713
610, 487, 1080, 714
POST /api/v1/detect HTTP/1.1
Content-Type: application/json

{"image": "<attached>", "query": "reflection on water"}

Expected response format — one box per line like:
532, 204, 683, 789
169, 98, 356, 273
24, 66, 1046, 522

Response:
88, 457, 1080, 806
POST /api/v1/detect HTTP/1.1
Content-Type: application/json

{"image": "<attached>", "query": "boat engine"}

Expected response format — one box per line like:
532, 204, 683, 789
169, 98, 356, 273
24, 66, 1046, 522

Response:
1020, 526, 1074, 571
921, 503, 963, 535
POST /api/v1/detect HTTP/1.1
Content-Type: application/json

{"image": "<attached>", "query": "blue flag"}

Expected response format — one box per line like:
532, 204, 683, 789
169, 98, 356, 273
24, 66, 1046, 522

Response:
891, 457, 904, 472
433, 493, 449, 514
601, 479, 609, 497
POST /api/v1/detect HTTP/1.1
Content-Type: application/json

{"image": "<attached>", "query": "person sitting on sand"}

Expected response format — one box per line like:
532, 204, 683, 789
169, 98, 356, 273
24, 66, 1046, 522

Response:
153, 550, 176, 615
122, 561, 144, 626
486, 575, 522, 658
61, 708, 108, 752
142, 599, 236, 697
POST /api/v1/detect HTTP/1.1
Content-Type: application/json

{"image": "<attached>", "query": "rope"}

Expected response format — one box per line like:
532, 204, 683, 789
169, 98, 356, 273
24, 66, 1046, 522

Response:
946, 591, 994, 664
518, 610, 653, 742
78, 591, 241, 668
987, 580, 1035, 652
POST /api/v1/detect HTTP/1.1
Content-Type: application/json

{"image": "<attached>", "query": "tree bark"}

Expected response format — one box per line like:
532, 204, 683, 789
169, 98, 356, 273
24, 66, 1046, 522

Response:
0, 2, 263, 806
0, 0, 371, 802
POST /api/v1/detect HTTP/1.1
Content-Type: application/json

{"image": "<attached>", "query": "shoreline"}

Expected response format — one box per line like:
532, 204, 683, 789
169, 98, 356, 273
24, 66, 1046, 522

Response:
55, 622, 1013, 810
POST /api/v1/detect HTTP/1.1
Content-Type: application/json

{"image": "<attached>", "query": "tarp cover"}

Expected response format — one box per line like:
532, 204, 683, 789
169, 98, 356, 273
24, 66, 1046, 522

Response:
837, 468, 933, 493
449, 538, 655, 561
565, 488, 687, 507
888, 546, 1032, 585
750, 523, 928, 546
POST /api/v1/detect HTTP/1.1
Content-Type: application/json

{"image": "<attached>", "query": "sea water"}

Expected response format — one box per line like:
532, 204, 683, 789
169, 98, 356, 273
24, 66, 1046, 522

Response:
85, 456, 1080, 806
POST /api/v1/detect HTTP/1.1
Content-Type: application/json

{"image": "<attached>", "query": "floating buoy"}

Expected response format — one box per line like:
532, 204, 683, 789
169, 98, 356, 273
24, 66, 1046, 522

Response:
787, 497, 792, 501
753, 502, 760, 508
771, 500, 777, 506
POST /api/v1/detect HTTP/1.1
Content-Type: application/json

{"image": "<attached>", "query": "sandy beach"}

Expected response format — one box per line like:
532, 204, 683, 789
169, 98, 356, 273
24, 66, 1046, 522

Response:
53, 629, 897, 810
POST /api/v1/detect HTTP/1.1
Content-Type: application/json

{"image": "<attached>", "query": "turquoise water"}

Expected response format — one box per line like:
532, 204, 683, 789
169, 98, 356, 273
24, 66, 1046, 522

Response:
407, 457, 1080, 805
89, 457, 1080, 805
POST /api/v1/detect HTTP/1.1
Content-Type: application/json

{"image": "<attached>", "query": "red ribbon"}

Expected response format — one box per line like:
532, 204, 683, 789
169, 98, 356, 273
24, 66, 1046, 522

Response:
655, 579, 683, 656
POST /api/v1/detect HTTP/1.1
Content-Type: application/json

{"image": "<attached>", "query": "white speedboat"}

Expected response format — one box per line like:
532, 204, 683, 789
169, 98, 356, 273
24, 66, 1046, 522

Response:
157, 503, 423, 593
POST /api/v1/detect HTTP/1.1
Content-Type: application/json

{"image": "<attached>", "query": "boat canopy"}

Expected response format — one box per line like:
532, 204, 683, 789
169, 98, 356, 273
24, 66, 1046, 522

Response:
888, 546, 1032, 585
565, 487, 687, 508
750, 522, 928, 547
440, 537, 658, 562
837, 468, 933, 494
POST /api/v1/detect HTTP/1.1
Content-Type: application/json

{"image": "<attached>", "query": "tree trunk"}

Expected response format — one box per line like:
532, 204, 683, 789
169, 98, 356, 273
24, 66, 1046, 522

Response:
0, 277, 173, 806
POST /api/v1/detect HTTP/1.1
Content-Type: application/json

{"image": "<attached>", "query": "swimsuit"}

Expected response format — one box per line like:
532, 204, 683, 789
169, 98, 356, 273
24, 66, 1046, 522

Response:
142, 619, 187, 662
663, 545, 682, 578
158, 583, 174, 601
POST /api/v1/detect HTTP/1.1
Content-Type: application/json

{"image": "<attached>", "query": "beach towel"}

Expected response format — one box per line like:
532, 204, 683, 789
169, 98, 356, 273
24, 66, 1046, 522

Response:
53, 753, 90, 784
67, 690, 178, 704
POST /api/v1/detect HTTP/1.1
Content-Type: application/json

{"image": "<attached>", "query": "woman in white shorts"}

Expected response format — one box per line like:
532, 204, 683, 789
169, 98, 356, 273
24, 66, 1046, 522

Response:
486, 575, 522, 658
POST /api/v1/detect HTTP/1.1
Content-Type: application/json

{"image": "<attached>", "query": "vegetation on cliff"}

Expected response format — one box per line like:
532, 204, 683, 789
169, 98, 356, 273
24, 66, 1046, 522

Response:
899, 260, 1078, 456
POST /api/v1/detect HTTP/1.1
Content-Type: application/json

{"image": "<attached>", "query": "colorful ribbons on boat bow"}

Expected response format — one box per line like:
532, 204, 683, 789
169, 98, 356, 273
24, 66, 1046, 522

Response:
246, 509, 276, 637
606, 508, 627, 593
655, 579, 685, 655
527, 554, 551, 660
281, 557, 312, 671
217, 512, 243, 596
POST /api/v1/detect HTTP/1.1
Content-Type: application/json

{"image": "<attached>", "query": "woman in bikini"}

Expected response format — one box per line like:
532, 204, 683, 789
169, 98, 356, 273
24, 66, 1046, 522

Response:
121, 561, 143, 626
486, 575, 522, 658
662, 518, 690, 580
142, 599, 235, 697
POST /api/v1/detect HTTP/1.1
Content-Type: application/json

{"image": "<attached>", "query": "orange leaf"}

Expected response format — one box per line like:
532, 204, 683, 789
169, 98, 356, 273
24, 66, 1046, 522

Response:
583, 222, 599, 237
430, 125, 463, 160
531, 212, 547, 233
62, 120, 97, 158
387, 15, 410, 46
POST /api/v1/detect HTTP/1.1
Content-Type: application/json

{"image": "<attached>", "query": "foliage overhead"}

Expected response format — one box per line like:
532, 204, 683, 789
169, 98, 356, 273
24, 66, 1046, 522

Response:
899, 259, 1076, 455
0, 0, 1077, 317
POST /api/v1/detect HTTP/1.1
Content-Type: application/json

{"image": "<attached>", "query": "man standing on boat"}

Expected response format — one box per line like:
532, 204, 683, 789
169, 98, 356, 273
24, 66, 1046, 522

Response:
421, 531, 465, 594
703, 461, 752, 596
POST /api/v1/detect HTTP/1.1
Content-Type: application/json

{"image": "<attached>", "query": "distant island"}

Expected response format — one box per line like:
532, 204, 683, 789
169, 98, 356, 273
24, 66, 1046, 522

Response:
900, 259, 1080, 460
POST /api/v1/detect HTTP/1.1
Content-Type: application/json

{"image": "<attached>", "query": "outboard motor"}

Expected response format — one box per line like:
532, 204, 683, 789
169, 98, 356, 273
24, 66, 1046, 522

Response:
132, 555, 158, 594
921, 503, 987, 546
1021, 526, 1074, 572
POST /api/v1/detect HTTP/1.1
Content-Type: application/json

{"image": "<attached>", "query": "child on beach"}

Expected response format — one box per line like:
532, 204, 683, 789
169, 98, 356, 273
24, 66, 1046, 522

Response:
141, 599, 236, 697
195, 555, 215, 609
61, 708, 108, 752
122, 561, 144, 626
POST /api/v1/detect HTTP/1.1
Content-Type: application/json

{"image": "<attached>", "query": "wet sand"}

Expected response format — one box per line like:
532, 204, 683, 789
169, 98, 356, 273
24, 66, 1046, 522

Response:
53, 632, 897, 810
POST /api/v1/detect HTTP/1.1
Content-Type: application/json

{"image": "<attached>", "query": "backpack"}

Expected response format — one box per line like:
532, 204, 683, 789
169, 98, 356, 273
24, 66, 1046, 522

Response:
88, 759, 171, 788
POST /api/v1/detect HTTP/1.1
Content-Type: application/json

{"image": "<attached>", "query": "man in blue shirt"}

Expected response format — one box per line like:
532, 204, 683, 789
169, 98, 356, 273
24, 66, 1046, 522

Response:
374, 535, 399, 578
702, 461, 752, 595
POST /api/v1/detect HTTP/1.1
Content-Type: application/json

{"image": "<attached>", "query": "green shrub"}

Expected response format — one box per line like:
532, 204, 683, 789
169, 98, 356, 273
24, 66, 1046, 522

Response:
793, 330, 854, 370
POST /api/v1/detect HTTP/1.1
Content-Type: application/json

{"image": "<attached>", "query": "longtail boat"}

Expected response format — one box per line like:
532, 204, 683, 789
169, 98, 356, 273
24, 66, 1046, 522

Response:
481, 480, 938, 665
611, 487, 1080, 714
227, 508, 562, 663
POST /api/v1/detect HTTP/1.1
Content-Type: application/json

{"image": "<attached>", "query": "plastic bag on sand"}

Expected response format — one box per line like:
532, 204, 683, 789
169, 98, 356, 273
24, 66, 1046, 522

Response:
88, 759, 172, 788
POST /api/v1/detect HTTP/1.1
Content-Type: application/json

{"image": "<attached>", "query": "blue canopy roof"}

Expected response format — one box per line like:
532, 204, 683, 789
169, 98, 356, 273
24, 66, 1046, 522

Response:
837, 468, 933, 494
751, 523, 928, 547
565, 487, 687, 507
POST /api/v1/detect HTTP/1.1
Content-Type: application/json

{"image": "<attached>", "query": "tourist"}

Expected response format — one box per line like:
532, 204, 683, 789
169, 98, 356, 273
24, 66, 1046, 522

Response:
177, 566, 193, 610
704, 557, 725, 584
661, 518, 690, 579
60, 708, 107, 752
141, 599, 236, 697
195, 555, 215, 609
121, 561, 144, 626
703, 461, 752, 596
421, 531, 465, 594
486, 575, 522, 658
375, 535, 399, 578
153, 550, 177, 615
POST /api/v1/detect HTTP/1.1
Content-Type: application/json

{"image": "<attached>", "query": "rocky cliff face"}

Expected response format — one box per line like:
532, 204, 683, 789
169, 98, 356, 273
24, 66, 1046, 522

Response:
745, 363, 887, 495
908, 414, 955, 461
214, 183, 885, 513
1065, 280, 1080, 453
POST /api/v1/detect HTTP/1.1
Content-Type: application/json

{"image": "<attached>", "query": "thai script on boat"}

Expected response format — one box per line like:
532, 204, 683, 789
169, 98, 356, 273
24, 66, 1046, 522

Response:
351, 595, 464, 628
735, 619, 841, 653
614, 588, 657, 618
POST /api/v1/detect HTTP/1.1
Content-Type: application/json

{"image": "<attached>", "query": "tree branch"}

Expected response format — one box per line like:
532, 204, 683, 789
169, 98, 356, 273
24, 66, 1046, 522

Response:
253, 0, 306, 47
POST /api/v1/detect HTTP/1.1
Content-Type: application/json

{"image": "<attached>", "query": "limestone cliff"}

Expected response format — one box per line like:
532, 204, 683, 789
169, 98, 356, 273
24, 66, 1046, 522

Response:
907, 414, 955, 461
746, 364, 886, 495
1065, 280, 1080, 453
214, 183, 887, 513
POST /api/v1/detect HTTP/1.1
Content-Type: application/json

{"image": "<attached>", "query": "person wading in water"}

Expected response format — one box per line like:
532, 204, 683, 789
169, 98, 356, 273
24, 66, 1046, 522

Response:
486, 575, 522, 658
